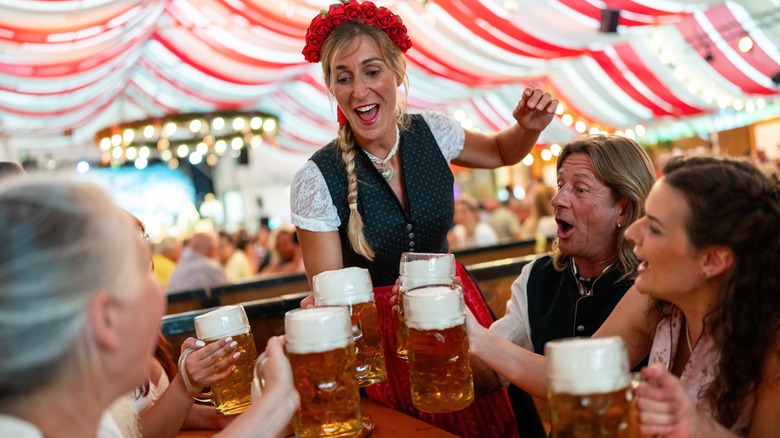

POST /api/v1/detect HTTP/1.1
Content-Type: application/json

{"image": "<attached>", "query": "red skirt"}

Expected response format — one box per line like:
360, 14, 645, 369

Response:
364, 262, 519, 437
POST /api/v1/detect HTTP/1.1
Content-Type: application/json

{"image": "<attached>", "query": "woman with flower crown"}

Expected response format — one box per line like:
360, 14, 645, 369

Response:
290, 1, 557, 436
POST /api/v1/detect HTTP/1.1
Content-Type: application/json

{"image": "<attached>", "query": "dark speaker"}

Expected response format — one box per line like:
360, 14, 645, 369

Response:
600, 8, 620, 33
772, 71, 780, 85
238, 147, 250, 165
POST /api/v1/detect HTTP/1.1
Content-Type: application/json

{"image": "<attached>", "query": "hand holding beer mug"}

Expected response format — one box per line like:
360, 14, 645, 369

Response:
545, 337, 637, 438
285, 307, 363, 437
183, 305, 258, 415
313, 267, 387, 387
404, 284, 474, 413
397, 252, 455, 359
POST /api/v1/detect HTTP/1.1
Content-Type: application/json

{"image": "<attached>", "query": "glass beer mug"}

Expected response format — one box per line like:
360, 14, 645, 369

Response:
403, 284, 474, 413
285, 307, 363, 438
190, 305, 258, 415
396, 252, 455, 360
545, 337, 638, 438
313, 267, 387, 387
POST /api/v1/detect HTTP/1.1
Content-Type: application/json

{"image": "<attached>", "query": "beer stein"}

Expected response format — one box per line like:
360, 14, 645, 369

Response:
285, 307, 363, 438
313, 267, 386, 387
545, 337, 638, 438
403, 284, 473, 413
191, 305, 257, 415
396, 252, 455, 359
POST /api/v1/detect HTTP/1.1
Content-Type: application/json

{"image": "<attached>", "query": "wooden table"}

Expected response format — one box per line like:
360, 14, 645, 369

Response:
176, 398, 457, 437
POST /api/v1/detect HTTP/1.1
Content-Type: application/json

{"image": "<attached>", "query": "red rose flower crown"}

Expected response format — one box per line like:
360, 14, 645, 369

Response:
302, 0, 413, 63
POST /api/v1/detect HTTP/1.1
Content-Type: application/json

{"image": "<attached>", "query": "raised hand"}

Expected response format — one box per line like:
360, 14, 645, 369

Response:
513, 86, 558, 132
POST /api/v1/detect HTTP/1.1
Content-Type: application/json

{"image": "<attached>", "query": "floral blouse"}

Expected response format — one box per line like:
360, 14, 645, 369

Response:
649, 308, 754, 436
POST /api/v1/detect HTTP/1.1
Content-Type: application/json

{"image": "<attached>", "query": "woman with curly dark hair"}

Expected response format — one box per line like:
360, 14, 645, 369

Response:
466, 155, 780, 437
625, 156, 780, 437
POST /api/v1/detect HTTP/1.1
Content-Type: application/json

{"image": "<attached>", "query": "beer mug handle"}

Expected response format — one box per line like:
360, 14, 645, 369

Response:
254, 352, 269, 392
178, 347, 213, 403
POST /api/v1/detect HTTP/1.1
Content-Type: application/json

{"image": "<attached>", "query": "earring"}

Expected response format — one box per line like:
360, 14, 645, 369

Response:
617, 223, 622, 229
702, 271, 710, 279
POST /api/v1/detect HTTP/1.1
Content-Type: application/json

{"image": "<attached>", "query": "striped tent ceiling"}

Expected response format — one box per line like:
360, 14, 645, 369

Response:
1, 0, 778, 159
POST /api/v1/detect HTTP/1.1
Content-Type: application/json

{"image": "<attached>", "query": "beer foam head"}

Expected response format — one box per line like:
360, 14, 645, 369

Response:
285, 306, 353, 354
194, 305, 250, 341
403, 285, 464, 330
312, 267, 373, 306
400, 274, 452, 291
399, 253, 455, 279
545, 337, 630, 394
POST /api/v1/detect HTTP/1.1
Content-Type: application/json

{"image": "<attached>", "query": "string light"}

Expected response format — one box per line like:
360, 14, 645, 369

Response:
94, 111, 278, 168
738, 35, 754, 53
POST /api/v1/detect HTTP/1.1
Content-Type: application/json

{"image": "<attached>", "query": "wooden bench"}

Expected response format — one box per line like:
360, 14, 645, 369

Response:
465, 254, 539, 318
453, 237, 550, 266
166, 288, 216, 315
164, 240, 551, 315
212, 273, 309, 307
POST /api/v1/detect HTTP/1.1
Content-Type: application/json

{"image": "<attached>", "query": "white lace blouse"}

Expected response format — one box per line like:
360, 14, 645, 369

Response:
290, 111, 465, 232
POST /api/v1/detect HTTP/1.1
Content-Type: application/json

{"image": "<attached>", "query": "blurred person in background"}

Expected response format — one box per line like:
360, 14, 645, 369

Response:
166, 231, 228, 293
152, 236, 183, 288
521, 183, 556, 239
449, 195, 499, 250
753, 148, 779, 181
259, 226, 304, 276
219, 232, 255, 282
483, 196, 523, 242
250, 219, 273, 272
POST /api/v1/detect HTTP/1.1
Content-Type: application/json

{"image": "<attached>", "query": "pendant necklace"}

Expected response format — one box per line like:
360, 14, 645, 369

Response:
685, 320, 694, 353
571, 261, 614, 297
363, 126, 399, 182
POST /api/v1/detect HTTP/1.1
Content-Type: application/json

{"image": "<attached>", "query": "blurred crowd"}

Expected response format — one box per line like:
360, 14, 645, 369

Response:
158, 223, 306, 294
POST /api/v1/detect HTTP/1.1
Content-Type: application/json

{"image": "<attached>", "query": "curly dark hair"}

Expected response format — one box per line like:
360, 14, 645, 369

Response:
660, 155, 780, 427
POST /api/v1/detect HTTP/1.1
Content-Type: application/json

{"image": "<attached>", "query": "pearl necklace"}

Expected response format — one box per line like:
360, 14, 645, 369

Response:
362, 126, 399, 182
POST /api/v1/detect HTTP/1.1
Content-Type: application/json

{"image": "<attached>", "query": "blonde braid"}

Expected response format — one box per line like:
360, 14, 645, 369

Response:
338, 125, 375, 260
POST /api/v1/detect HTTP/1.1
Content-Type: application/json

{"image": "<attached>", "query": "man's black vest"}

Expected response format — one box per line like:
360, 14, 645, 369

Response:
526, 255, 633, 353
311, 114, 454, 286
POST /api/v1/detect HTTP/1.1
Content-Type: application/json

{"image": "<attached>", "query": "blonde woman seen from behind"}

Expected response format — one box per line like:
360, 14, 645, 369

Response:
0, 177, 166, 437
0, 177, 300, 438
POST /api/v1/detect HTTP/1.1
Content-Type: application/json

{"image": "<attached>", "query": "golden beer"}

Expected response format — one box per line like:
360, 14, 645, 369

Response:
285, 307, 363, 438
396, 279, 452, 360
549, 386, 637, 438
193, 305, 257, 415
404, 284, 473, 413
288, 345, 363, 438
312, 267, 386, 387
407, 324, 474, 413
396, 285, 408, 359
546, 337, 634, 438
397, 252, 455, 360
205, 331, 258, 415
350, 301, 386, 386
